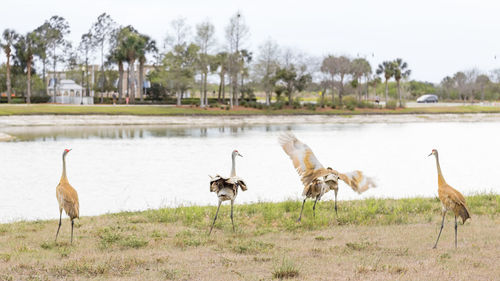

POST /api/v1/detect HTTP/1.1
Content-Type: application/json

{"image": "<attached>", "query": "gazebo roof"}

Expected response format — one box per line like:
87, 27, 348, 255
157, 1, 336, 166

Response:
58, 79, 83, 91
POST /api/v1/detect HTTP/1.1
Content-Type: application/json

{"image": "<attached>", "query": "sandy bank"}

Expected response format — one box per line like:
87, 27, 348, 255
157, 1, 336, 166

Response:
0, 132, 14, 141
1, 113, 500, 127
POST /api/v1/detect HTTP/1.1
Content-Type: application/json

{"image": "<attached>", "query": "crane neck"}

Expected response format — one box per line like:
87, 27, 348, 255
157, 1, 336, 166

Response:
230, 154, 236, 177
434, 154, 446, 186
60, 154, 68, 183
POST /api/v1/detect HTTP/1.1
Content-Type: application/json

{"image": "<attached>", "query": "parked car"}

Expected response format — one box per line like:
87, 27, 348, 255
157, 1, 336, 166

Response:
417, 94, 438, 103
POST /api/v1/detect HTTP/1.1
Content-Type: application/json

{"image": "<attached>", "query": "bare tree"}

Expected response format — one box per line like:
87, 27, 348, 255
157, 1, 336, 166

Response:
336, 56, 351, 104
78, 32, 95, 100
464, 69, 479, 103
195, 20, 216, 107
91, 13, 116, 103
475, 74, 490, 102
165, 17, 191, 49
225, 12, 249, 108
453, 71, 467, 102
254, 39, 280, 106
321, 55, 338, 103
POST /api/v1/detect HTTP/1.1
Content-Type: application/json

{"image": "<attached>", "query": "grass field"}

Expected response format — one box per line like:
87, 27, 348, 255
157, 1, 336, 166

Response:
1, 104, 500, 116
0, 194, 498, 280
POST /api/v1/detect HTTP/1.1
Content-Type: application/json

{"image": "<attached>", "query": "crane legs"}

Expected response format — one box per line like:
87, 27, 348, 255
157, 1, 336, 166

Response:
297, 199, 306, 222
454, 215, 458, 248
71, 220, 74, 244
230, 200, 235, 232
334, 190, 338, 216
312, 197, 319, 218
209, 200, 222, 235
55, 210, 62, 242
433, 210, 446, 249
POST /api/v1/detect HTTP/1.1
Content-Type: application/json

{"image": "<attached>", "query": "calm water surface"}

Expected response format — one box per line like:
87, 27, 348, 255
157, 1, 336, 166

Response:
1, 122, 499, 222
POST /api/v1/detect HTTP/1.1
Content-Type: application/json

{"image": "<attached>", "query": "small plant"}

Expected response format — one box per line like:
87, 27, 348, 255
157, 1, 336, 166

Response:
120, 235, 148, 249
0, 253, 11, 262
343, 96, 358, 111
273, 257, 299, 279
385, 100, 398, 109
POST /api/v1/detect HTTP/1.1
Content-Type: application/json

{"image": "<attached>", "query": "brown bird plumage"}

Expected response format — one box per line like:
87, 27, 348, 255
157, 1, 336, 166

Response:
55, 149, 79, 244
208, 150, 247, 235
279, 132, 376, 221
429, 149, 470, 249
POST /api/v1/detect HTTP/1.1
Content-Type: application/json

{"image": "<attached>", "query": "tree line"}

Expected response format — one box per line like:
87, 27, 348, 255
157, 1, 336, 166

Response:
1, 12, 500, 107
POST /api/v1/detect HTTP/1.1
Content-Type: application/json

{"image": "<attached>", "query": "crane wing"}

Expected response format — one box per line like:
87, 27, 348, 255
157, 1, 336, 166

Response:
279, 132, 329, 187
337, 170, 376, 194
227, 176, 248, 191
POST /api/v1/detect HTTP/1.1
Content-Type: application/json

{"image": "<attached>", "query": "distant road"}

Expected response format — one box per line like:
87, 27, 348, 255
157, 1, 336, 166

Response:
405, 101, 500, 108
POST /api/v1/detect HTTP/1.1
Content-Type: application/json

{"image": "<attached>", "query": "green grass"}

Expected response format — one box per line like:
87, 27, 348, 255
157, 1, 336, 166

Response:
1, 104, 500, 116
138, 193, 498, 233
0, 193, 497, 280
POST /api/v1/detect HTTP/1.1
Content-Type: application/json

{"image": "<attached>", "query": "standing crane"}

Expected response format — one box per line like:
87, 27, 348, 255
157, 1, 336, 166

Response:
209, 150, 247, 235
55, 149, 79, 244
279, 132, 376, 221
429, 149, 470, 249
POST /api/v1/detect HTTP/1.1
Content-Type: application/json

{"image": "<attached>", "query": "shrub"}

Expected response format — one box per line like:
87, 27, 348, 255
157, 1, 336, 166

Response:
343, 96, 358, 111
385, 100, 398, 109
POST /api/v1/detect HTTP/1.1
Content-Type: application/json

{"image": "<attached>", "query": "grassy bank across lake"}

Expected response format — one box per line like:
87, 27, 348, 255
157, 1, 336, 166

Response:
1, 104, 500, 116
0, 194, 498, 280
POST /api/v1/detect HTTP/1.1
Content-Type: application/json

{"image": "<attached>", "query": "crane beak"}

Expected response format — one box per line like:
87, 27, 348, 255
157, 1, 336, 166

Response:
428, 152, 432, 157
238, 153, 243, 157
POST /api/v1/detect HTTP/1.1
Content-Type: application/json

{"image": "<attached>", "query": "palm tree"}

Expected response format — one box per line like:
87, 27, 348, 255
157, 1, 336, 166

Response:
138, 35, 156, 102
376, 61, 395, 102
392, 58, 411, 107
108, 29, 128, 104
1, 29, 19, 103
115, 26, 144, 104
15, 33, 35, 104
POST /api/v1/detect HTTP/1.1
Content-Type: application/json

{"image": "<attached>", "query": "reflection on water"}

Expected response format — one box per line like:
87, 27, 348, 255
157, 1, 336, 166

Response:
3, 124, 301, 141
0, 122, 499, 222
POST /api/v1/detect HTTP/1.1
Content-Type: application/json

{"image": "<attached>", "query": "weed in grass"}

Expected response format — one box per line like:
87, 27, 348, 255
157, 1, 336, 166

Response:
253, 256, 272, 263
162, 268, 180, 280
273, 257, 299, 279
58, 246, 71, 258
0, 226, 8, 234
16, 244, 34, 253
0, 253, 12, 262
0, 274, 13, 281
174, 229, 209, 249
120, 235, 148, 249
439, 253, 451, 261
345, 241, 374, 251
151, 230, 168, 240
50, 256, 146, 277
40, 241, 54, 250
232, 239, 274, 254
97, 227, 122, 249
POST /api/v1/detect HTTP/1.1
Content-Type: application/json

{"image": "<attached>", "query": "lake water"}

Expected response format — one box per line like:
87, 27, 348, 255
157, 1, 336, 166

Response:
1, 122, 499, 222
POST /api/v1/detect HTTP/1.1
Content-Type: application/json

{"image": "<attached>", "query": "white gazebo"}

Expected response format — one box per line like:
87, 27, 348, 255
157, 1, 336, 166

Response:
49, 79, 94, 104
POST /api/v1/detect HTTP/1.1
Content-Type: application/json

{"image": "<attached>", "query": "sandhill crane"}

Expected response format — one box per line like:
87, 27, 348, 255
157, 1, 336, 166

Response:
429, 149, 470, 249
209, 150, 247, 235
55, 149, 79, 244
279, 132, 376, 221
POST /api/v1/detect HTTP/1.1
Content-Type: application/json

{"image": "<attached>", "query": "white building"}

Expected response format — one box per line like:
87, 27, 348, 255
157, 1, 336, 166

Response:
49, 79, 94, 105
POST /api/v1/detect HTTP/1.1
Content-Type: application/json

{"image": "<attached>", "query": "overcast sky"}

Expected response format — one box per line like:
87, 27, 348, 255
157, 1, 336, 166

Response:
1, 0, 500, 83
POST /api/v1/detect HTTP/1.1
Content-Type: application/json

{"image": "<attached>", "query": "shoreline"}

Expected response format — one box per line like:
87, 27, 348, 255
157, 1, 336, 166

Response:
2, 113, 500, 127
